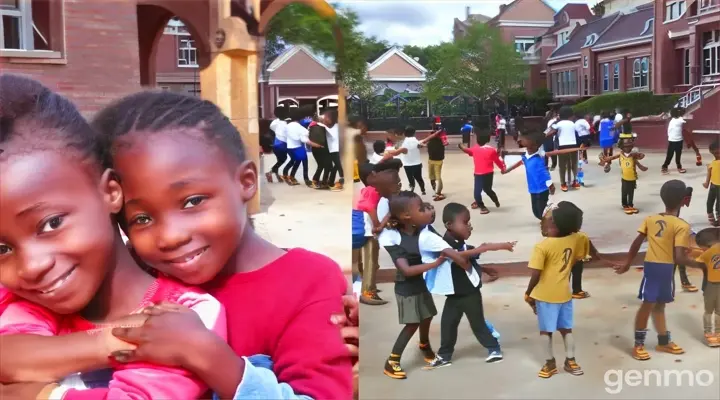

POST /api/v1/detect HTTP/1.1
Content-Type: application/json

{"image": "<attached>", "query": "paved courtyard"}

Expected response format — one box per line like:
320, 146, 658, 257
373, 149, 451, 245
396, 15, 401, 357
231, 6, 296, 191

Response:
359, 269, 720, 399
372, 150, 712, 269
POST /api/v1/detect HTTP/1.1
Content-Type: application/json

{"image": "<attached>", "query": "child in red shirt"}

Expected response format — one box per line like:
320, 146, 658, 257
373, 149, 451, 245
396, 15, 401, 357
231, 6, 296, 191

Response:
90, 92, 353, 399
459, 134, 506, 215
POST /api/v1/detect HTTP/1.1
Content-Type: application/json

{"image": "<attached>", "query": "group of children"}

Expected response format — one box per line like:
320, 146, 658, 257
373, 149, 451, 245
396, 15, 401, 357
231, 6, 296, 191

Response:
266, 105, 345, 191
0, 74, 355, 399
352, 104, 720, 380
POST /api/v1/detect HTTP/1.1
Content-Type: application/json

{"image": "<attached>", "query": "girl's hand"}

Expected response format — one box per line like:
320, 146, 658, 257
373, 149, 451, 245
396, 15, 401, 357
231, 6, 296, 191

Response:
95, 313, 148, 357
704, 182, 710, 189
500, 241, 517, 252
638, 165, 648, 172
484, 267, 499, 282
613, 263, 630, 274
110, 302, 209, 367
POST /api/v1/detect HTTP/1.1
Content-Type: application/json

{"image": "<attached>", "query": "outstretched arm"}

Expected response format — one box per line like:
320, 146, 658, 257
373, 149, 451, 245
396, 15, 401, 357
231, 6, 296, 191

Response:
419, 130, 441, 145
546, 146, 584, 157
614, 233, 646, 274
502, 160, 523, 174
458, 143, 473, 156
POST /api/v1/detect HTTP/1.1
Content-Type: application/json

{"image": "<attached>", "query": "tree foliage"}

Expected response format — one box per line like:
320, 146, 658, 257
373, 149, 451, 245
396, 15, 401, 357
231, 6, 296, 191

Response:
263, 3, 372, 97
423, 23, 528, 104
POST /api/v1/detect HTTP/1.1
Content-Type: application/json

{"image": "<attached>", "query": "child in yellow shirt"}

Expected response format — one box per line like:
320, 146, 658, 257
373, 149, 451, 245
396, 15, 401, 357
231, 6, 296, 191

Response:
702, 140, 720, 226
695, 227, 720, 347
602, 138, 648, 214
524, 201, 612, 378
615, 180, 705, 360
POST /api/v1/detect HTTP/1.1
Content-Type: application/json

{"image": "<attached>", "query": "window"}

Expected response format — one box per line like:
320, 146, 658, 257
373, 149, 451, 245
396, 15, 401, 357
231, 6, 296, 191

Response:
684, 48, 691, 85
1, 0, 60, 54
553, 70, 578, 96
177, 37, 198, 67
514, 38, 534, 53
702, 30, 720, 77
559, 31, 569, 45
583, 34, 598, 47
613, 63, 620, 91
583, 56, 588, 68
700, 0, 719, 13
665, 1, 687, 22
632, 57, 650, 88
584, 75, 589, 95
602, 63, 609, 91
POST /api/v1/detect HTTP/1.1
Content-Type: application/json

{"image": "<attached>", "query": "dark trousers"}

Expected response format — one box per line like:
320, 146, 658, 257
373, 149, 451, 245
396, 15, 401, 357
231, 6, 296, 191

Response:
496, 129, 506, 150
328, 152, 344, 184
571, 261, 584, 293
473, 173, 499, 208
311, 147, 331, 183
707, 184, 720, 216
282, 150, 296, 177
290, 156, 309, 182
530, 190, 550, 220
438, 291, 499, 360
543, 139, 557, 169
662, 140, 683, 169
621, 179, 636, 207
675, 264, 691, 286
404, 165, 425, 192
271, 147, 288, 174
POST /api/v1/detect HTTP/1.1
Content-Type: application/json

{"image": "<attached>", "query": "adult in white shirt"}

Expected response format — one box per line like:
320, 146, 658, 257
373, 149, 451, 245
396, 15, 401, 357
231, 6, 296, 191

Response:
547, 106, 580, 189
543, 111, 559, 170
285, 108, 324, 185
661, 107, 687, 174
496, 115, 507, 150
400, 126, 426, 194
574, 114, 592, 161
322, 109, 344, 190
268, 106, 290, 182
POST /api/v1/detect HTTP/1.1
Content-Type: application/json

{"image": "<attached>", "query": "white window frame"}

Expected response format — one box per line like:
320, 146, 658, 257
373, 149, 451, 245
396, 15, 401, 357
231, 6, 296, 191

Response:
177, 36, 198, 68
559, 31, 569, 45
665, 1, 687, 22
632, 57, 650, 88
613, 62, 620, 91
583, 56, 588, 68
703, 30, 720, 77
0, 0, 34, 50
602, 63, 609, 91
514, 38, 534, 53
583, 34, 598, 47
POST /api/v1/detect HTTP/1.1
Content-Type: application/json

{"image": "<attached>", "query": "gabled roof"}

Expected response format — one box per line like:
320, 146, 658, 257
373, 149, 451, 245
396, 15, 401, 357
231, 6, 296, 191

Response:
549, 12, 620, 59
591, 6, 654, 49
266, 45, 335, 73
368, 46, 427, 74
556, 3, 594, 20
488, 0, 557, 24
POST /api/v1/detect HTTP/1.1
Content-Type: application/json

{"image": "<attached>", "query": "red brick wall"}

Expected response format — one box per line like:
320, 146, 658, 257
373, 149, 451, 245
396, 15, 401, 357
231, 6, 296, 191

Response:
0, 0, 142, 117
155, 34, 179, 73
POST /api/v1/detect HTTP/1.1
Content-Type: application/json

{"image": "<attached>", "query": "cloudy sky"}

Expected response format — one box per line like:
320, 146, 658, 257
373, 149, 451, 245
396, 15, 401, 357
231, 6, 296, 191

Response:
337, 0, 596, 47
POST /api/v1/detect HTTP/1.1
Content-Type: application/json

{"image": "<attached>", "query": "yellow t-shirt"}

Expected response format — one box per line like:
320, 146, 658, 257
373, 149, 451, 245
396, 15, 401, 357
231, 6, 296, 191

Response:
529, 232, 590, 303
697, 243, 720, 283
709, 160, 720, 186
619, 153, 636, 181
639, 214, 690, 264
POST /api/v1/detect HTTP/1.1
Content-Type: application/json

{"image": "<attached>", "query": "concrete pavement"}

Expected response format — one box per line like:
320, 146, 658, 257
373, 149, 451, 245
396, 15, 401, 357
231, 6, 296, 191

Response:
370, 150, 712, 278
359, 269, 720, 399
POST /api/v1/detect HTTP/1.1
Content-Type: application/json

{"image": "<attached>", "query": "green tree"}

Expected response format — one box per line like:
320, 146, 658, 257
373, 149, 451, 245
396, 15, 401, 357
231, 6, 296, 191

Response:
263, 3, 372, 98
364, 36, 391, 62
423, 22, 527, 106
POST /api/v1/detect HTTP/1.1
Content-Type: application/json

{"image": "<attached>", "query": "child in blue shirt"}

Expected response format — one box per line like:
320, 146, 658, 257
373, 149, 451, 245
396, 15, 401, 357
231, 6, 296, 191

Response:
599, 112, 616, 172
461, 116, 473, 146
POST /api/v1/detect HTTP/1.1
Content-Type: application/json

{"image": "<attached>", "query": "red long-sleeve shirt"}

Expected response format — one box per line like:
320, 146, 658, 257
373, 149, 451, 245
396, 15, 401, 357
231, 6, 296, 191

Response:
464, 144, 506, 175
204, 248, 353, 400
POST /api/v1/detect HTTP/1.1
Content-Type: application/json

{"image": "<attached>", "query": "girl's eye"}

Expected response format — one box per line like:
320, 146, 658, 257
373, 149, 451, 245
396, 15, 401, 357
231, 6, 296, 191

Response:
132, 215, 151, 226
0, 244, 12, 256
40, 215, 64, 233
183, 196, 207, 209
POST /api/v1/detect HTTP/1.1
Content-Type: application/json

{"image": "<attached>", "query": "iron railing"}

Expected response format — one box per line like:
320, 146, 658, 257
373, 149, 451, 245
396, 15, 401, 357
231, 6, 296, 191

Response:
674, 83, 720, 109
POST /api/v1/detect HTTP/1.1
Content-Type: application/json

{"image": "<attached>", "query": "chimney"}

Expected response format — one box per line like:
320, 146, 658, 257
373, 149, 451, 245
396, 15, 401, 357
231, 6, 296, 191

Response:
500, 4, 507, 13
466, 6, 470, 19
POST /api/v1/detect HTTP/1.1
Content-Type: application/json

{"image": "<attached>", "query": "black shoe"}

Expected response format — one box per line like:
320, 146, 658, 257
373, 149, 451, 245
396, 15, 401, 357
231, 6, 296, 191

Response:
423, 355, 451, 370
384, 356, 407, 379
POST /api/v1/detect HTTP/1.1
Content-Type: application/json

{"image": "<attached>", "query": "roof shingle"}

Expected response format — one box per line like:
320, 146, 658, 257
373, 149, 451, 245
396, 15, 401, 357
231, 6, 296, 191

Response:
549, 13, 619, 58
592, 6, 654, 47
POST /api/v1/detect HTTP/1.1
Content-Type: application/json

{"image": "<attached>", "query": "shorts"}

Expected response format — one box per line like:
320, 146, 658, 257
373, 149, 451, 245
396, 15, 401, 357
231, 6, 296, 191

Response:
579, 136, 592, 147
288, 146, 307, 161
600, 139, 615, 149
536, 300, 573, 332
351, 210, 368, 249
638, 262, 675, 303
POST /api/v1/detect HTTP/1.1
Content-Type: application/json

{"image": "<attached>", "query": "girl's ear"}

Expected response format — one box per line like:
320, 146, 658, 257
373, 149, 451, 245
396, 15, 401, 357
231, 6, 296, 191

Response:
234, 160, 258, 202
99, 169, 124, 214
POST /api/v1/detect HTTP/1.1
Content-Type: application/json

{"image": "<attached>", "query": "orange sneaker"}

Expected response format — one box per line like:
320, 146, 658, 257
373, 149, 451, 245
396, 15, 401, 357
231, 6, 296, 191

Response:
538, 359, 558, 378
704, 333, 720, 347
623, 206, 633, 215
572, 291, 590, 299
561, 184, 568, 192
418, 342, 436, 363
632, 345, 651, 360
563, 358, 584, 376
682, 284, 699, 292
656, 342, 684, 355
330, 182, 344, 192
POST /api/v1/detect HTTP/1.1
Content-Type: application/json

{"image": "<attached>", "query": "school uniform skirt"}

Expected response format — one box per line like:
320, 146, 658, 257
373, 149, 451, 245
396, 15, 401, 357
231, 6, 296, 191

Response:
396, 291, 437, 324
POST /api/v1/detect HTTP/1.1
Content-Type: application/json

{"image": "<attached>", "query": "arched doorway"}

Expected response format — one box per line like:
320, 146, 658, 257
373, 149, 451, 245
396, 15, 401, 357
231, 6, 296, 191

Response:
317, 94, 338, 114
278, 98, 300, 108
153, 17, 203, 96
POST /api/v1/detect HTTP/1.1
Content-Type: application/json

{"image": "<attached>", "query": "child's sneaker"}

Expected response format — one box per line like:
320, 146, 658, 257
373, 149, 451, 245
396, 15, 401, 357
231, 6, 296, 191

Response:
630, 207, 639, 214
423, 355, 451, 370
330, 182, 344, 191
682, 283, 698, 292
655, 342, 684, 354
561, 184, 568, 192
632, 345, 651, 360
572, 291, 590, 299
359, 291, 388, 305
697, 155, 703, 166
485, 349, 503, 363
623, 206, 634, 215
418, 342, 436, 363
304, 179, 313, 187
563, 358, 584, 375
538, 359, 558, 378
571, 181, 581, 189
384, 355, 406, 379
288, 177, 300, 186
704, 333, 720, 347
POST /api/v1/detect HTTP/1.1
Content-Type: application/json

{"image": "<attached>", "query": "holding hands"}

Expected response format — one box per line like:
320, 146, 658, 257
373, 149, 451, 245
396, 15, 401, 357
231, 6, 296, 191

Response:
524, 294, 537, 314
